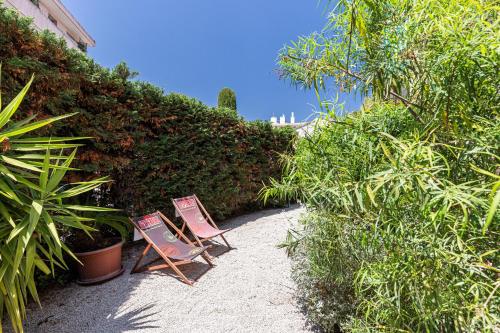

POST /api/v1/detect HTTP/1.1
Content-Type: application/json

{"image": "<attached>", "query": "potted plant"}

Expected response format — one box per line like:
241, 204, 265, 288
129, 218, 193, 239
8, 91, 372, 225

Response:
32, 148, 130, 285
66, 214, 129, 285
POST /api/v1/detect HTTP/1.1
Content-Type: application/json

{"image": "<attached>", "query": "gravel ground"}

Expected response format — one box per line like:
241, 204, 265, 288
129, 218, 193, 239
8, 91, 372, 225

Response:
18, 205, 311, 333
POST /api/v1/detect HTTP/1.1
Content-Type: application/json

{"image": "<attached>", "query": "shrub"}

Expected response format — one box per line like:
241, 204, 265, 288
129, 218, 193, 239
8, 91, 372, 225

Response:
264, 0, 499, 331
267, 105, 499, 332
0, 7, 295, 218
217, 87, 237, 112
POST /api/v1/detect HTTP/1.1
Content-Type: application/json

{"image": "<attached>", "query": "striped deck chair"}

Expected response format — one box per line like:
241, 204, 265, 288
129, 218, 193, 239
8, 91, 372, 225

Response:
130, 211, 213, 285
172, 195, 232, 250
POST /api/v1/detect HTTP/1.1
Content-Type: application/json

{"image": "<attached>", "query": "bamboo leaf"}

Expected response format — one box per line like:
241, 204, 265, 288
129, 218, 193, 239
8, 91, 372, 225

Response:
483, 185, 500, 235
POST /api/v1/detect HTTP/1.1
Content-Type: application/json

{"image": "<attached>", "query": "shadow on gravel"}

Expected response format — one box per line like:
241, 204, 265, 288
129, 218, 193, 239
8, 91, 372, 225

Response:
18, 205, 303, 333
108, 303, 161, 331
18, 253, 162, 333
145, 258, 212, 284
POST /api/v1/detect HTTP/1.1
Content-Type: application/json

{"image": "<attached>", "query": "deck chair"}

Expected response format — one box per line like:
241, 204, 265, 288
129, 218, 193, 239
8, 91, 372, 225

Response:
129, 211, 213, 285
172, 195, 232, 250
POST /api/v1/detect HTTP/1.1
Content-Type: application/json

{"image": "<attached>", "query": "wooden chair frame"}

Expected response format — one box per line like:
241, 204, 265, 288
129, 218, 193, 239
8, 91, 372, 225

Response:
172, 194, 232, 250
130, 211, 213, 286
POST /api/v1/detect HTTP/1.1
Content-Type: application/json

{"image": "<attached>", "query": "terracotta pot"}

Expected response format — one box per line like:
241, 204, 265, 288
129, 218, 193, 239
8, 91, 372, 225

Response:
74, 239, 125, 285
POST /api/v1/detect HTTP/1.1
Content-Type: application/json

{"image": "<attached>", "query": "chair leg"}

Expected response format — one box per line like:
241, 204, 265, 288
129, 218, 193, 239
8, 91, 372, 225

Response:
152, 250, 193, 285
169, 262, 194, 286
220, 234, 231, 248
201, 252, 214, 267
131, 243, 152, 273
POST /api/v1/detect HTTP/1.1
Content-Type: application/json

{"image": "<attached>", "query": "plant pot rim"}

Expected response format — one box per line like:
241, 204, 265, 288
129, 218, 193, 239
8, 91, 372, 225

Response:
74, 239, 125, 257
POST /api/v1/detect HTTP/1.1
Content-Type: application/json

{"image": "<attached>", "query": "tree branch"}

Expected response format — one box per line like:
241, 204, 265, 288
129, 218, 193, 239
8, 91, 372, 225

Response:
283, 54, 425, 123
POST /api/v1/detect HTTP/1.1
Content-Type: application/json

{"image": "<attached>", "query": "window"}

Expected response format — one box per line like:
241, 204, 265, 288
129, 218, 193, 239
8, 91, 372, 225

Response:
48, 14, 57, 26
30, 0, 40, 7
77, 42, 88, 53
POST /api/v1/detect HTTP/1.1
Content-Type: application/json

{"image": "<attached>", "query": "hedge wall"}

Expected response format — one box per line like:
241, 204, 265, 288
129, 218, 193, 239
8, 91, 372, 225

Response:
0, 7, 295, 218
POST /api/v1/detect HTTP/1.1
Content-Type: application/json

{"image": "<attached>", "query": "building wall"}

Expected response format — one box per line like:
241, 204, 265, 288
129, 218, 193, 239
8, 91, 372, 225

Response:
3, 0, 83, 49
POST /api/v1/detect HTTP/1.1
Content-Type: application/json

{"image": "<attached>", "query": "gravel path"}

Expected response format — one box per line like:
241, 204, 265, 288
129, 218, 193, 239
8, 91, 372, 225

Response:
19, 206, 311, 333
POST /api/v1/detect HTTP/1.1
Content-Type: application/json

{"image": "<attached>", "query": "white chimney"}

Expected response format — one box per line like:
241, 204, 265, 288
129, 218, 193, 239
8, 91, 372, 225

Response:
290, 112, 295, 124
270, 116, 277, 124
279, 114, 286, 124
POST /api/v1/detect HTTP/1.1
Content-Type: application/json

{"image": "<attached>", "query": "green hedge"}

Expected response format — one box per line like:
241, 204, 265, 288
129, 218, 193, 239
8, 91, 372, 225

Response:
0, 7, 295, 218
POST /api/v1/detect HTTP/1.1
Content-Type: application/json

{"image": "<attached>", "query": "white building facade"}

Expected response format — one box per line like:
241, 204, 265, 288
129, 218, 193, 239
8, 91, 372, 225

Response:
3, 0, 95, 51
270, 112, 314, 137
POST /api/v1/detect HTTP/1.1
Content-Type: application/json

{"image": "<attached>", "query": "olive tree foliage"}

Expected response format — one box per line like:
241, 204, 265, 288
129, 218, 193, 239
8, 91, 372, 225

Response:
217, 87, 237, 112
263, 0, 499, 331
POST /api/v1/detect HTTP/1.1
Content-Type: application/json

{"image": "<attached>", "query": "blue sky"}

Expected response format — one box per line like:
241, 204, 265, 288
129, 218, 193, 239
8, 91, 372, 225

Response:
63, 0, 360, 121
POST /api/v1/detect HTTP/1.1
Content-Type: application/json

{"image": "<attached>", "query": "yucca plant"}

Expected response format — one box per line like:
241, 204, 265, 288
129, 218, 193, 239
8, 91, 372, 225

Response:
0, 73, 123, 332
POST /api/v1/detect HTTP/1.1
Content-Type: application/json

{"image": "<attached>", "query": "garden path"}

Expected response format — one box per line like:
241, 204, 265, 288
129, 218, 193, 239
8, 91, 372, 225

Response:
20, 206, 312, 333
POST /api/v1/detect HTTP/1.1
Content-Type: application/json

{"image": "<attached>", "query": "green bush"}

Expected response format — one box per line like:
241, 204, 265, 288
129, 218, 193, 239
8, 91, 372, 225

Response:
217, 87, 237, 112
0, 7, 295, 219
264, 0, 499, 331
268, 106, 499, 331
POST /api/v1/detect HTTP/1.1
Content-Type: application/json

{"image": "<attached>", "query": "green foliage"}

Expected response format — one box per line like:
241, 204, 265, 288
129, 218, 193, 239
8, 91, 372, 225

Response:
217, 87, 237, 112
0, 75, 121, 332
266, 106, 499, 331
0, 7, 295, 219
265, 0, 499, 331
278, 0, 499, 127
112, 61, 139, 81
